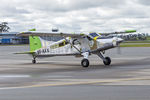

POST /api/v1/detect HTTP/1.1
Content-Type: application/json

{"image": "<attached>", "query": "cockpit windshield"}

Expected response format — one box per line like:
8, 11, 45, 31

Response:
89, 33, 99, 38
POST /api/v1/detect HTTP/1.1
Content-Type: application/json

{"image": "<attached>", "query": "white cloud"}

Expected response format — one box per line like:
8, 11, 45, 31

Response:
0, 0, 150, 32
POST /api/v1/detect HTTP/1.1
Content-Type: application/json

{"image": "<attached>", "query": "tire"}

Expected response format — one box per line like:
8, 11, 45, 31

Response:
103, 57, 111, 65
32, 59, 36, 64
81, 59, 89, 67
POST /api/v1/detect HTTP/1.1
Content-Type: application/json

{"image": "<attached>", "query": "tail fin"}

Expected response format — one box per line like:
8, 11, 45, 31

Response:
15, 36, 53, 55
14, 36, 42, 54
29, 36, 42, 51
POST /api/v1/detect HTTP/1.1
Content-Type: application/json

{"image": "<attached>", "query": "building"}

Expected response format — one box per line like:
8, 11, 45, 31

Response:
0, 32, 63, 44
0, 32, 29, 44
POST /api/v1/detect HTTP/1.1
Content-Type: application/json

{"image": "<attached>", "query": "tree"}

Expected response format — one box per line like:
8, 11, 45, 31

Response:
0, 22, 10, 32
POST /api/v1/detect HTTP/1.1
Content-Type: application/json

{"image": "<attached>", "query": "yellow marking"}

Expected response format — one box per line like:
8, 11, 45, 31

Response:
93, 36, 99, 40
0, 78, 150, 90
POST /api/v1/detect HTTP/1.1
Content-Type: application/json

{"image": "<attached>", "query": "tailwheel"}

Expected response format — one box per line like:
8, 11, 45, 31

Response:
81, 59, 89, 68
103, 57, 111, 65
32, 59, 36, 64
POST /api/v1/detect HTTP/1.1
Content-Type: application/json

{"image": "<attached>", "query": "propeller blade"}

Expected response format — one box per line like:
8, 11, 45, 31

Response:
117, 44, 121, 54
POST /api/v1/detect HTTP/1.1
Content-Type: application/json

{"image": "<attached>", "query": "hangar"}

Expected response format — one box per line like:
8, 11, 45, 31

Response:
0, 32, 29, 44
0, 32, 62, 44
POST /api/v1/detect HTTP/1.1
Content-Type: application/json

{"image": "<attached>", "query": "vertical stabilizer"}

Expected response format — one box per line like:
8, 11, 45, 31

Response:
29, 36, 42, 51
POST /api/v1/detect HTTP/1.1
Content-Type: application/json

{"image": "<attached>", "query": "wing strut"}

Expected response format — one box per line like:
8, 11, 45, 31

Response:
64, 38, 81, 53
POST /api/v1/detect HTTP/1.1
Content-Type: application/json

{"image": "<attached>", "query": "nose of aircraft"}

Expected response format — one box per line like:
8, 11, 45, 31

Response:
117, 37, 124, 44
113, 37, 124, 46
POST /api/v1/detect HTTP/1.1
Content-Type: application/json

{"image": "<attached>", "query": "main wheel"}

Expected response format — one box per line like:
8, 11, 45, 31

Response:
103, 57, 111, 65
32, 59, 36, 64
81, 59, 89, 67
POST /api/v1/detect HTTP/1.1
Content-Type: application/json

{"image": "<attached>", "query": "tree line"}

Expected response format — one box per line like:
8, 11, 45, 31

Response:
0, 22, 10, 32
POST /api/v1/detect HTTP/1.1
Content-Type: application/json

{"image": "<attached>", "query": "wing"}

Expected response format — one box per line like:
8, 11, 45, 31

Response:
17, 32, 85, 38
99, 30, 136, 36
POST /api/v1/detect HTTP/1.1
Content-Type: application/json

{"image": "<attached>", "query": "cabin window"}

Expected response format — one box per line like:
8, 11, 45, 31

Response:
59, 42, 64, 47
87, 36, 92, 40
65, 41, 69, 45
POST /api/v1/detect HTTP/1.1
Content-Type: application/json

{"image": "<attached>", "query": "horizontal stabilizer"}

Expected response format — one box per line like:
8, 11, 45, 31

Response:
14, 51, 35, 54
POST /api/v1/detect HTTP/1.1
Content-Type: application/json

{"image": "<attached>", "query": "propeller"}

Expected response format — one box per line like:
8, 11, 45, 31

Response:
113, 37, 123, 54
117, 43, 121, 54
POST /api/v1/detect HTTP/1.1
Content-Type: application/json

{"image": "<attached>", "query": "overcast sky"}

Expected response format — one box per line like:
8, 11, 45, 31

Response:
0, 0, 150, 32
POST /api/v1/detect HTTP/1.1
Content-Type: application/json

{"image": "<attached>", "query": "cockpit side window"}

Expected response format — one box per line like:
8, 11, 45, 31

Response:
87, 36, 92, 41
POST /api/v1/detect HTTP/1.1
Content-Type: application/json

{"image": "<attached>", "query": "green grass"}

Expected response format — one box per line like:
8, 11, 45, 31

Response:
146, 37, 150, 40
120, 43, 150, 47
124, 41, 150, 43
124, 36, 150, 43
122, 38, 150, 47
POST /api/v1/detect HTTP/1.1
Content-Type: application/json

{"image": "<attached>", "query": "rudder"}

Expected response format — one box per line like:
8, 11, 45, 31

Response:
29, 36, 42, 51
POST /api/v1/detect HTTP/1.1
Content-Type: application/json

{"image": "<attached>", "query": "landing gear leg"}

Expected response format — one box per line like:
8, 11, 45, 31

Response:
97, 51, 111, 66
32, 56, 36, 64
81, 52, 90, 68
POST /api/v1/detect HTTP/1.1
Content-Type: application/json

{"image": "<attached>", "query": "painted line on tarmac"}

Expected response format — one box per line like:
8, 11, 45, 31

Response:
113, 57, 150, 60
0, 77, 150, 90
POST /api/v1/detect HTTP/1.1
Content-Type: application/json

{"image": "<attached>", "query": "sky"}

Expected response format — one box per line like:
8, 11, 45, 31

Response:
0, 0, 150, 33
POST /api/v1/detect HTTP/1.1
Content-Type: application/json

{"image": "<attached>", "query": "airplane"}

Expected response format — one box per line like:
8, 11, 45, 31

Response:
16, 30, 136, 67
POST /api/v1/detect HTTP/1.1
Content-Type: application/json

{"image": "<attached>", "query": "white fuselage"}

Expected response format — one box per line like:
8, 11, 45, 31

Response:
35, 36, 122, 57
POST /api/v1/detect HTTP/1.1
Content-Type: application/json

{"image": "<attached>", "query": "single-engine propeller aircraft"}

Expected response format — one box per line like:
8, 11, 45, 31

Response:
17, 30, 136, 67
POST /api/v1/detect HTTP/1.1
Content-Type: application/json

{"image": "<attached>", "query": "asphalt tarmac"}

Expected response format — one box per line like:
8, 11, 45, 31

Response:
0, 45, 150, 100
